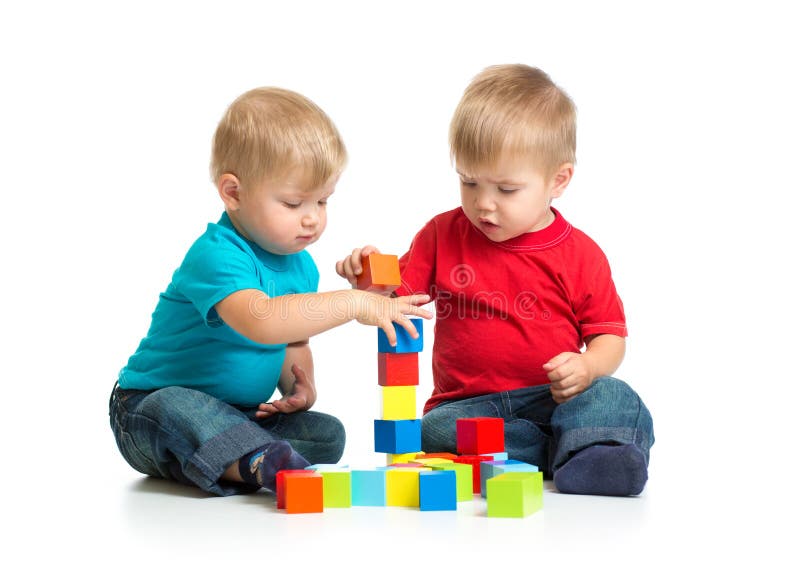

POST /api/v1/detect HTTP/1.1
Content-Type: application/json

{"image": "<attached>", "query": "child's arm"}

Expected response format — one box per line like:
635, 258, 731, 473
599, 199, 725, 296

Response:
543, 334, 626, 404
215, 288, 431, 346
256, 340, 315, 418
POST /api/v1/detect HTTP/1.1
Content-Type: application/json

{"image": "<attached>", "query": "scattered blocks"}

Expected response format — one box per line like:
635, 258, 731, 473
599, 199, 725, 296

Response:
378, 352, 419, 386
318, 469, 352, 508
416, 452, 457, 460
379, 385, 416, 420
486, 472, 544, 518
276, 469, 317, 509
374, 419, 422, 453
434, 462, 473, 501
387, 452, 421, 465
283, 472, 324, 514
377, 319, 424, 353
357, 253, 402, 295
454, 455, 493, 494
351, 469, 387, 506
419, 470, 457, 511
456, 417, 505, 455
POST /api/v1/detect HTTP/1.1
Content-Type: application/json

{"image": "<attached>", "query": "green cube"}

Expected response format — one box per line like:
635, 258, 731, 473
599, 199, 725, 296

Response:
486, 472, 543, 517
434, 462, 473, 501
320, 470, 352, 508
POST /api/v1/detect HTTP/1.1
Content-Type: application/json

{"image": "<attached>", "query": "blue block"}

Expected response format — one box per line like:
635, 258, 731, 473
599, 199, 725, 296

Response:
480, 460, 539, 497
377, 319, 424, 353
351, 469, 387, 506
374, 419, 422, 453
419, 470, 457, 511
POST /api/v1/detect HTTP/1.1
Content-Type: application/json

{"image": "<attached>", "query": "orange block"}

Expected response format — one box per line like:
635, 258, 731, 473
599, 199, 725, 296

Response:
284, 473, 324, 513
357, 254, 401, 295
276, 469, 316, 509
416, 452, 458, 460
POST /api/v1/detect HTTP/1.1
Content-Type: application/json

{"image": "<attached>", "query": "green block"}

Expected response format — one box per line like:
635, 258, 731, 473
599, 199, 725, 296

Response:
486, 472, 543, 517
434, 462, 473, 501
320, 470, 352, 508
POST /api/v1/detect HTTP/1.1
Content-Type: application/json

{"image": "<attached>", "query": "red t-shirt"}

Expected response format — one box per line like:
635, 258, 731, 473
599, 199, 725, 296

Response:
397, 207, 627, 413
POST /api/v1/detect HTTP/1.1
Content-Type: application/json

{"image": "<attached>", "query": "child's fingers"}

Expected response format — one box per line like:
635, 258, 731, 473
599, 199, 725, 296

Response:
350, 248, 365, 275
380, 321, 399, 346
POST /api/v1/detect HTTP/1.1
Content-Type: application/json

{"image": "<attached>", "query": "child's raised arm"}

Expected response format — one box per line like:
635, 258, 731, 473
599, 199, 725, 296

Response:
215, 288, 430, 347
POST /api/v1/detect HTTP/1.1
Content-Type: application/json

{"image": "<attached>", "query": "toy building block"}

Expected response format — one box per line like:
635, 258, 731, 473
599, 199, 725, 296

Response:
319, 469, 352, 508
456, 417, 505, 455
276, 469, 317, 509
377, 319, 424, 354
283, 472, 324, 514
416, 452, 458, 460
433, 462, 473, 501
351, 469, 387, 506
374, 419, 422, 453
412, 457, 454, 468
305, 463, 349, 470
479, 460, 539, 497
486, 472, 544, 518
378, 352, 419, 386
419, 470, 457, 511
379, 385, 416, 420
386, 467, 430, 507
387, 452, 422, 465
356, 253, 402, 295
454, 455, 493, 494
486, 451, 509, 461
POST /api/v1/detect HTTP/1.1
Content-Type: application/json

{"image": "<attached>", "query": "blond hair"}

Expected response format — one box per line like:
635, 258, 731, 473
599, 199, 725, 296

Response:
450, 64, 576, 178
211, 87, 347, 191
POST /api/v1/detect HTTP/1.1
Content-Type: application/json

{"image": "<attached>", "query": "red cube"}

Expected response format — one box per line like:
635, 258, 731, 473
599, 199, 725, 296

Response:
456, 417, 505, 455
378, 352, 419, 386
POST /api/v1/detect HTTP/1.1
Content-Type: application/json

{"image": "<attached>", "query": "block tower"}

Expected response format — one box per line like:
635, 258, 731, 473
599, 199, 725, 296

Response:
356, 254, 424, 468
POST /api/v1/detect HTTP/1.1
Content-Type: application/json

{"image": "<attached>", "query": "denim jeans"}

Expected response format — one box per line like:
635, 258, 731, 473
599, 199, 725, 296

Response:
109, 384, 346, 496
421, 376, 654, 478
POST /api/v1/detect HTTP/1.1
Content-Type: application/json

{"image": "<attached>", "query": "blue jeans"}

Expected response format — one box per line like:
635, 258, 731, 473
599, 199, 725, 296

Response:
421, 376, 654, 478
109, 384, 346, 496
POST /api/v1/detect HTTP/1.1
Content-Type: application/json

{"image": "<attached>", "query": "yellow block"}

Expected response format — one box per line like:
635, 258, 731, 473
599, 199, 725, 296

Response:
387, 452, 422, 465
413, 457, 454, 468
386, 467, 430, 507
379, 385, 417, 420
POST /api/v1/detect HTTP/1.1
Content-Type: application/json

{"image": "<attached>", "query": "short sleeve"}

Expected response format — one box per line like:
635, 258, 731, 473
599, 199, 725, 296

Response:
397, 218, 438, 297
574, 249, 628, 340
173, 234, 261, 327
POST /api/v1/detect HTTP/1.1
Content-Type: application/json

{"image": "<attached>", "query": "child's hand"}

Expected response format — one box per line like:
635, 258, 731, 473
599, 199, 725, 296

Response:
353, 290, 432, 345
335, 245, 381, 287
543, 352, 594, 404
256, 363, 316, 418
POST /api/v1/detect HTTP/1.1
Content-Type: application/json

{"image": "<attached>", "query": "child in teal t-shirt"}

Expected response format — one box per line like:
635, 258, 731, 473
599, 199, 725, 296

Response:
111, 87, 431, 496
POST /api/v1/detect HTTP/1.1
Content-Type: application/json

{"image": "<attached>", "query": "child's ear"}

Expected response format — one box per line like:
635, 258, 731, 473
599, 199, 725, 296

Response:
218, 174, 242, 211
549, 163, 574, 199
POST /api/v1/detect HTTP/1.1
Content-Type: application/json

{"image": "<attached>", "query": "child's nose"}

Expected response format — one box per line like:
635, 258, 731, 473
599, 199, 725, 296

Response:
301, 210, 320, 227
474, 190, 495, 211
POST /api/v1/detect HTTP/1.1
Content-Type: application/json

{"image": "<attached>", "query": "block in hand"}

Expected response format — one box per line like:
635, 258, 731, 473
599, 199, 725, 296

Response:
356, 253, 401, 295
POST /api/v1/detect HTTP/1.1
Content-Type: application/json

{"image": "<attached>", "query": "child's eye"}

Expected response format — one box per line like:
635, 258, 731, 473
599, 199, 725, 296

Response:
318, 199, 328, 206
498, 187, 518, 194
460, 181, 477, 188
283, 201, 301, 209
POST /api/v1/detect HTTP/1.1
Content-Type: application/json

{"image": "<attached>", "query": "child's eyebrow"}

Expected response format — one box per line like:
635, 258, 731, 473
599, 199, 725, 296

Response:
457, 171, 523, 186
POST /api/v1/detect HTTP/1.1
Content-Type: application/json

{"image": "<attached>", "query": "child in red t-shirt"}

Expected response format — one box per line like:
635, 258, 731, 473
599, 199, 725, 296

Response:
337, 65, 654, 496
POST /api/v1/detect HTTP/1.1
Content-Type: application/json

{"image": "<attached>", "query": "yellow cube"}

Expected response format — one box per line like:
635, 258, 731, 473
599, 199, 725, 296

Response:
386, 467, 430, 507
379, 385, 416, 420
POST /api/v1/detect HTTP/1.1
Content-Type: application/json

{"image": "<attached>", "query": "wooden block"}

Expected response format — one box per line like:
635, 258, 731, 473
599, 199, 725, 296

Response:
419, 470, 457, 511
351, 469, 387, 506
456, 417, 505, 455
276, 469, 316, 509
379, 385, 416, 420
412, 457, 454, 468
454, 455, 493, 494
318, 469, 352, 508
374, 419, 422, 454
378, 352, 419, 386
434, 462, 473, 501
387, 452, 422, 464
479, 460, 538, 497
386, 467, 429, 507
377, 319, 424, 353
486, 472, 543, 518
416, 452, 458, 461
356, 253, 401, 295
283, 473, 324, 514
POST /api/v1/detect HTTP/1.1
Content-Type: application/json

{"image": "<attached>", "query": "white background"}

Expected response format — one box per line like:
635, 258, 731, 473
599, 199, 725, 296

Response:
2, 1, 798, 579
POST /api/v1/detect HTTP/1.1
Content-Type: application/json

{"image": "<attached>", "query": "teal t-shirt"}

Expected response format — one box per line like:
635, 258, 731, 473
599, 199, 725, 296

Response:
118, 212, 319, 406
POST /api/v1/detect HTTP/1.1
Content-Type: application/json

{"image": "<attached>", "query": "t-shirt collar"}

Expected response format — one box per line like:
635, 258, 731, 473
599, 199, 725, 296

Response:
492, 207, 572, 251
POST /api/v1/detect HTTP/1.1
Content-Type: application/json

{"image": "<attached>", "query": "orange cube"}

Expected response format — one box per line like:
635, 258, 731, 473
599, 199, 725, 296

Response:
357, 254, 401, 295
283, 473, 324, 514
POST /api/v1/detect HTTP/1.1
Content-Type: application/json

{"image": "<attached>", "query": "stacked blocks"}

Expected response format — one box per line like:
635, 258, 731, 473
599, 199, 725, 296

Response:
356, 253, 401, 295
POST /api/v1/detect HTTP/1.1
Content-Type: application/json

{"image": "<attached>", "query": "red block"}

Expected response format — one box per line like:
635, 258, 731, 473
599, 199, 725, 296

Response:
456, 417, 505, 455
276, 469, 316, 509
378, 352, 419, 386
454, 455, 493, 493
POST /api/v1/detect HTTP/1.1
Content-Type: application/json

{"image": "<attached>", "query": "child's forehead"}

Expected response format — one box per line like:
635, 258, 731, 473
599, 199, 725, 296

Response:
258, 168, 340, 195
456, 158, 541, 183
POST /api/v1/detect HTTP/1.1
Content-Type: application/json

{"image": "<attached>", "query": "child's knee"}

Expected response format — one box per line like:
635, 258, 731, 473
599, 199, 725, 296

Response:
421, 408, 458, 453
